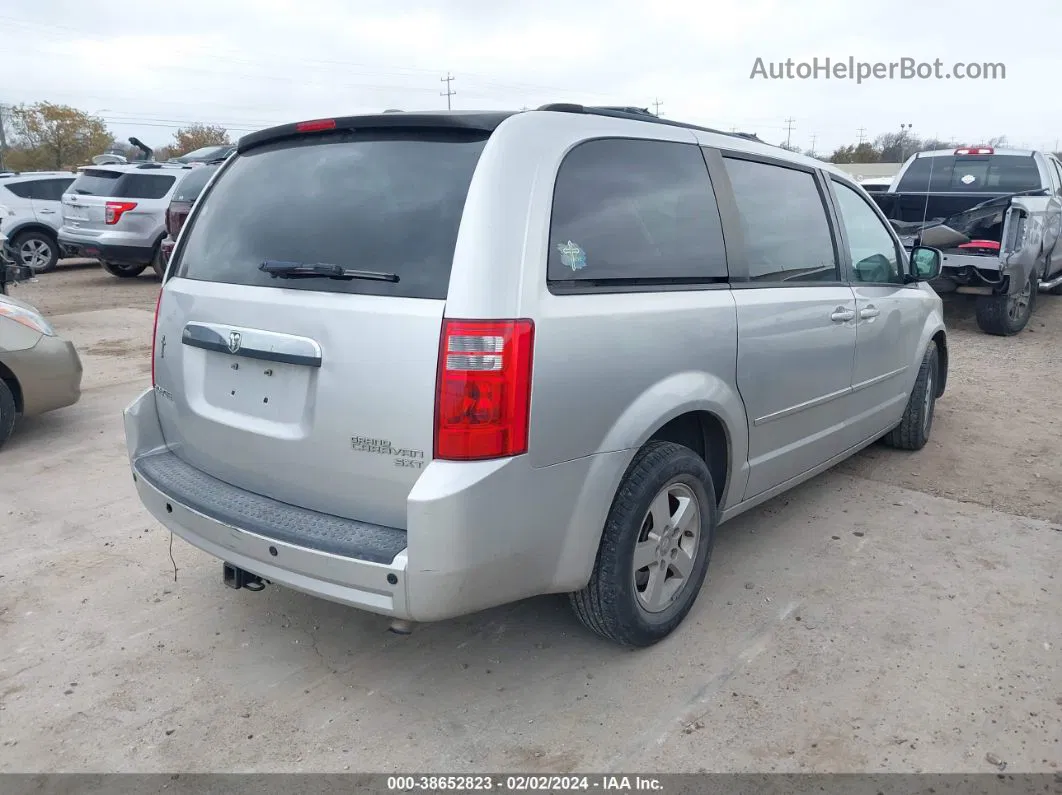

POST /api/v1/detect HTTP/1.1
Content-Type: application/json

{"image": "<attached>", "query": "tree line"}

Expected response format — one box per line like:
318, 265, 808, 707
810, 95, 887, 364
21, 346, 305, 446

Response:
2, 100, 1059, 172
0, 102, 232, 172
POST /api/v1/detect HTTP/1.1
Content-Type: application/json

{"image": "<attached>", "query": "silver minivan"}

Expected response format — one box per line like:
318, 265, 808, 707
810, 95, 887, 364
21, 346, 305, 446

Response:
124, 106, 948, 647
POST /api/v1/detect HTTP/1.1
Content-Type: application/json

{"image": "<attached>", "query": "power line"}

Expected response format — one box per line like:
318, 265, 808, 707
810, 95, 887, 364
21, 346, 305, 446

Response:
784, 117, 795, 148
440, 72, 455, 110
0, 14, 618, 101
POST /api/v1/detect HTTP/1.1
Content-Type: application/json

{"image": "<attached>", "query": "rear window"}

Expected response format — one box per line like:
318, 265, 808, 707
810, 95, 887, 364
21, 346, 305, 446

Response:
173, 130, 488, 299
68, 170, 120, 196
171, 165, 217, 203
896, 154, 1042, 193
69, 169, 177, 199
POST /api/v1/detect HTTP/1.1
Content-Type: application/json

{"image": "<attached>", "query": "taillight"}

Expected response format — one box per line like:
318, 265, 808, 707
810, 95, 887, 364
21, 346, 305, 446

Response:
150, 289, 162, 385
296, 118, 336, 133
105, 201, 137, 225
955, 146, 993, 155
165, 207, 175, 235
434, 319, 535, 461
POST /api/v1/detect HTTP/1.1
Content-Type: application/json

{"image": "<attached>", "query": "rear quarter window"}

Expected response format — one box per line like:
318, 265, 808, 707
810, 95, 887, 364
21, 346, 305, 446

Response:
3, 181, 36, 199
547, 138, 728, 285
172, 130, 488, 299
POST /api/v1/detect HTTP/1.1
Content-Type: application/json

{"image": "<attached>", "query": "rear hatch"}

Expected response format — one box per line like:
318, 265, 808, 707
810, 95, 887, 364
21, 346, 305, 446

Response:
63, 168, 182, 236
154, 126, 490, 529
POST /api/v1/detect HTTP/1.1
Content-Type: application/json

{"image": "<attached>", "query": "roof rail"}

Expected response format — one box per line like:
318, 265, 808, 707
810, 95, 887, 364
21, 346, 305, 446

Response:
534, 103, 763, 143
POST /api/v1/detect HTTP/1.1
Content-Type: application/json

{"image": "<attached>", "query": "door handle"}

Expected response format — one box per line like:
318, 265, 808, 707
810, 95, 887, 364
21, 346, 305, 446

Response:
860, 305, 880, 319
38, 209, 56, 214
830, 307, 856, 322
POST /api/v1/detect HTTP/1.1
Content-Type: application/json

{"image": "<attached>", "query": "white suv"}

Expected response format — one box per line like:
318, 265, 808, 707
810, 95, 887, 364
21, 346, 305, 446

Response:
58, 162, 193, 278
0, 172, 76, 273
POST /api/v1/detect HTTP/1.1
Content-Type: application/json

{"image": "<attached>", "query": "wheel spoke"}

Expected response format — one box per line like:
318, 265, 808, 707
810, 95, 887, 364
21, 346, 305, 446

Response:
647, 490, 671, 533
642, 564, 667, 610
670, 548, 695, 580
632, 540, 656, 571
670, 495, 696, 537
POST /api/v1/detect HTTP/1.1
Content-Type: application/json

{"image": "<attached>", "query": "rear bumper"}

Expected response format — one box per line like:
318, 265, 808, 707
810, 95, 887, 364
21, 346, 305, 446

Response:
58, 232, 155, 265
124, 388, 629, 622
4, 335, 83, 416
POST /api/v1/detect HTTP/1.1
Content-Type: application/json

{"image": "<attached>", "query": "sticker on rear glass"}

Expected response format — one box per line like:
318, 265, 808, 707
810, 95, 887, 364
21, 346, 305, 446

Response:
961, 174, 976, 184
557, 240, 587, 271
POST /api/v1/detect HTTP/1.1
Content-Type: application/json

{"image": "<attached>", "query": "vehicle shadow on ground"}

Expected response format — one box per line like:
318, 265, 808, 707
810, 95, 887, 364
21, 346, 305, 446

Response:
6, 407, 93, 454
194, 471, 833, 690
941, 293, 978, 326
51, 258, 161, 281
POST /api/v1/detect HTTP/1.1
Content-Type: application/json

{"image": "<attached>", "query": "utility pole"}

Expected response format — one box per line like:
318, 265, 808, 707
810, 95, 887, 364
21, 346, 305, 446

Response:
652, 98, 663, 117
899, 122, 913, 161
809, 134, 817, 156
0, 104, 8, 171
440, 72, 456, 110
784, 117, 795, 148
857, 127, 866, 145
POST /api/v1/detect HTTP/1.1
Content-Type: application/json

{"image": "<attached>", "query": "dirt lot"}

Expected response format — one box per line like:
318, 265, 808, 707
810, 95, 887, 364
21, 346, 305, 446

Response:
2, 262, 1060, 774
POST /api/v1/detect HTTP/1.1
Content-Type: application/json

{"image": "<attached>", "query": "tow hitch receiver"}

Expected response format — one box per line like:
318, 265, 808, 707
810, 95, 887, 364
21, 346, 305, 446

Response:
223, 562, 265, 592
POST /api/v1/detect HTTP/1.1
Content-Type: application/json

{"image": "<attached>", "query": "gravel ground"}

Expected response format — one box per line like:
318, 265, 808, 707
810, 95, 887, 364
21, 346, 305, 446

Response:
1, 261, 1059, 775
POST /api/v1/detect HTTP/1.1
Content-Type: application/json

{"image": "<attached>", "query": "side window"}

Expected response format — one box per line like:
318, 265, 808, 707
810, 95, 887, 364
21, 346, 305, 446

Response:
36, 178, 74, 201
831, 180, 903, 285
4, 181, 37, 199
548, 138, 727, 283
722, 157, 839, 282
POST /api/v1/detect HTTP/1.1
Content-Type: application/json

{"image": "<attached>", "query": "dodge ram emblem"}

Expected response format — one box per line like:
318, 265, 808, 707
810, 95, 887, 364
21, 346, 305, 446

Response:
228, 331, 242, 353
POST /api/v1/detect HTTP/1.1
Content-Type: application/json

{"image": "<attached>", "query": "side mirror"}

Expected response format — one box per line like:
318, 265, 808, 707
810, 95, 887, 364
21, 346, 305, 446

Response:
908, 245, 942, 281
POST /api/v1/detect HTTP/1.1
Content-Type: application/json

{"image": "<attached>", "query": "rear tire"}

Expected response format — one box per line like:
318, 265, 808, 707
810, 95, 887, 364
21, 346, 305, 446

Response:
570, 441, 716, 648
975, 272, 1036, 335
101, 260, 148, 278
150, 245, 165, 280
13, 230, 59, 274
884, 344, 939, 451
0, 379, 18, 449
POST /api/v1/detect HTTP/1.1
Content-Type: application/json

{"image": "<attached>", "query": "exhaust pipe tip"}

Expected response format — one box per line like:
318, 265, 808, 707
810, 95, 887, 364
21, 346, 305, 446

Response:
388, 619, 415, 636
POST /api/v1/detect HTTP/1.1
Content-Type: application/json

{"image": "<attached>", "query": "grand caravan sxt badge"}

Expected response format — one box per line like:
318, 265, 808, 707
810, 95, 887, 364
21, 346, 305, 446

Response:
351, 436, 425, 469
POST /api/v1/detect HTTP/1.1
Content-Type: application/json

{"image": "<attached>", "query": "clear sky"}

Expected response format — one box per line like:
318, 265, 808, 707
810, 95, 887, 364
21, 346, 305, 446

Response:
3, 0, 1059, 156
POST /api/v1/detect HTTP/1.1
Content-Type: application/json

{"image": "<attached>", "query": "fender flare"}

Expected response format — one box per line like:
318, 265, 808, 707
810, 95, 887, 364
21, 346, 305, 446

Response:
4, 221, 59, 244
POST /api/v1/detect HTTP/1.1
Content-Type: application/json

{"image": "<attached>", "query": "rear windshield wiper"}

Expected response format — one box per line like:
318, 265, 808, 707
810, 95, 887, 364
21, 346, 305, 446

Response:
259, 260, 399, 283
